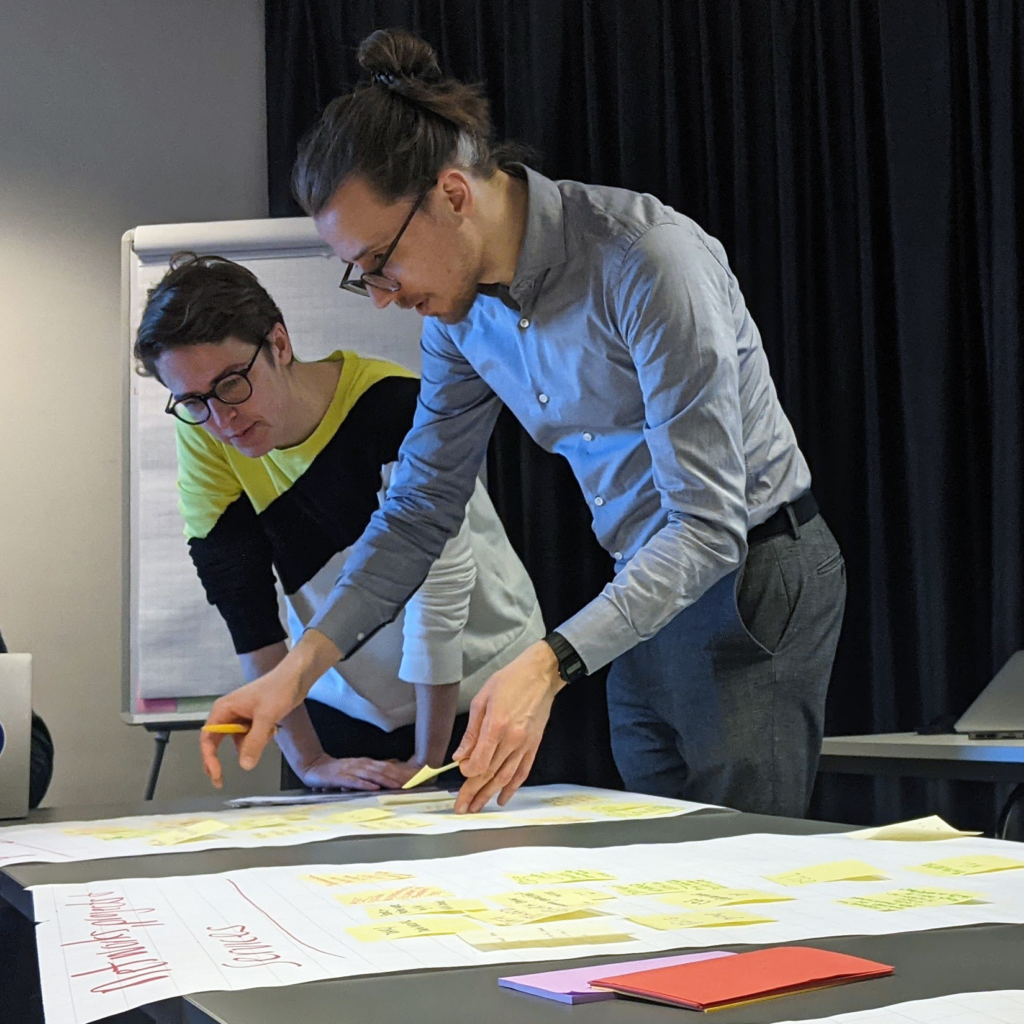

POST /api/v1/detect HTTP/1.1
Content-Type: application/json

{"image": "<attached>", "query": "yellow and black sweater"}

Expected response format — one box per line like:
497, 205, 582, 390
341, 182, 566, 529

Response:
176, 352, 419, 655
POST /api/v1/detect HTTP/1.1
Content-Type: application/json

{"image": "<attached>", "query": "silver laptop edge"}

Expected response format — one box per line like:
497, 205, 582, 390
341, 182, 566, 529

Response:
0, 653, 32, 819
955, 650, 1024, 739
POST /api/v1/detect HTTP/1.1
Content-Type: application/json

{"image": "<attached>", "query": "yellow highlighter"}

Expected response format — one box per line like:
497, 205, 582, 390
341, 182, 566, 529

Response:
202, 723, 278, 735
402, 761, 460, 790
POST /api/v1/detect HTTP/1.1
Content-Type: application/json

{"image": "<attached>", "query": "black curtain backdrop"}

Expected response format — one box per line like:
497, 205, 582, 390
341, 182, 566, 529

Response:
265, 1, 1024, 828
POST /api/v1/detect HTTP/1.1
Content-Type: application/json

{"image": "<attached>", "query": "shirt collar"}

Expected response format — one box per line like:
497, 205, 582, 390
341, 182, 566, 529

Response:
508, 165, 566, 302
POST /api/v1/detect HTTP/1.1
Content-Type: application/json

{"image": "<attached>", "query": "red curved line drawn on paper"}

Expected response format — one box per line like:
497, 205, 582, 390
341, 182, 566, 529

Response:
226, 879, 348, 960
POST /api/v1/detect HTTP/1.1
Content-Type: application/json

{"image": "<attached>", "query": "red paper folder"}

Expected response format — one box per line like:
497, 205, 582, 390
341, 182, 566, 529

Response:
592, 946, 893, 1010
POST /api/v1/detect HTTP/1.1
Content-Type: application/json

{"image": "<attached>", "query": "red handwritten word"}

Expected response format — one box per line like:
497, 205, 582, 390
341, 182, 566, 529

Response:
63, 890, 170, 995
207, 924, 301, 969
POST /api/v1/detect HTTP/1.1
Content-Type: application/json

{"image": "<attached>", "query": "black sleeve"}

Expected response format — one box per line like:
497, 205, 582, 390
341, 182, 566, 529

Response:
187, 496, 287, 655
345, 375, 422, 468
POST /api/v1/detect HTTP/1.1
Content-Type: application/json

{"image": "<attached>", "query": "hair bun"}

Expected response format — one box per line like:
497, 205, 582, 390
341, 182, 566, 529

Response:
358, 28, 443, 85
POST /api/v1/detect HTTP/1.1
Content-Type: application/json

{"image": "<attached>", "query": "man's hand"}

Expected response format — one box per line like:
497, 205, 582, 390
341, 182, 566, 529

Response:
200, 630, 341, 788
452, 640, 565, 813
298, 755, 419, 791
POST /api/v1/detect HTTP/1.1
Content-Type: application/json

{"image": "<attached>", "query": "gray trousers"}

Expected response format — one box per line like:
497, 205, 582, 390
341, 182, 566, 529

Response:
606, 514, 846, 817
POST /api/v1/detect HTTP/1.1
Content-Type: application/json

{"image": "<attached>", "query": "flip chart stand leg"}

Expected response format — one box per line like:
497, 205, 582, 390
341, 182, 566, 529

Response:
140, 721, 203, 800
144, 728, 172, 800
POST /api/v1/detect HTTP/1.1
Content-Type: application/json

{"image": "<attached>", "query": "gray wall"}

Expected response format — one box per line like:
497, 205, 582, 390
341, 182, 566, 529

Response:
0, 1, 279, 805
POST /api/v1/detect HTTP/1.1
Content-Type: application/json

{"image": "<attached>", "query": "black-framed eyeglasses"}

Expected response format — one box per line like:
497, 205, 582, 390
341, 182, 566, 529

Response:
339, 182, 434, 296
165, 338, 266, 425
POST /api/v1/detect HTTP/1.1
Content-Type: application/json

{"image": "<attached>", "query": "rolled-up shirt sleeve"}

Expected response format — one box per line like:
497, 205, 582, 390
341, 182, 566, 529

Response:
556, 224, 749, 672
308, 320, 502, 657
398, 498, 477, 685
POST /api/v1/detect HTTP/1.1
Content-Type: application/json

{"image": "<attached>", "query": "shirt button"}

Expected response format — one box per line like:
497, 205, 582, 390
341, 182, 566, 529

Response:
519, 317, 530, 329
583, 432, 594, 442
538, 393, 549, 404
594, 496, 605, 507
356, 632, 365, 641
613, 551, 623, 561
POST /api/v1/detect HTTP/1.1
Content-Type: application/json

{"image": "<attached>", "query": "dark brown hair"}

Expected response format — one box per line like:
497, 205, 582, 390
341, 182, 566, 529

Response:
293, 28, 517, 214
134, 252, 284, 379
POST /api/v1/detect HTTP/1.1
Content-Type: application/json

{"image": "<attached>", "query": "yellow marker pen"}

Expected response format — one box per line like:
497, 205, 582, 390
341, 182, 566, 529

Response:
202, 723, 279, 735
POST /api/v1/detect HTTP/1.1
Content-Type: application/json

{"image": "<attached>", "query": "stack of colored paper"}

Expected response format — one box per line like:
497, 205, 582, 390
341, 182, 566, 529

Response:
590, 946, 893, 1010
498, 951, 734, 1004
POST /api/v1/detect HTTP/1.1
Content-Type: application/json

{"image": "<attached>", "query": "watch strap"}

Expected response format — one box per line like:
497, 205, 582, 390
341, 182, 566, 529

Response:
544, 631, 587, 684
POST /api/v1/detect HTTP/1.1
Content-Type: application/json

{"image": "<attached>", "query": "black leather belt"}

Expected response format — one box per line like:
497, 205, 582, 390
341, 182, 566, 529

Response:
748, 490, 818, 545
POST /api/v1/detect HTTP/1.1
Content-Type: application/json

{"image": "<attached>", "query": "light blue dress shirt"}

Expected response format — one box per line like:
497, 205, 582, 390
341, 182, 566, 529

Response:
311, 167, 811, 674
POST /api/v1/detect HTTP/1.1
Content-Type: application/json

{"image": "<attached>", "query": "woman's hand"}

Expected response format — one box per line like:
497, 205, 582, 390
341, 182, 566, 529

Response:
298, 754, 421, 791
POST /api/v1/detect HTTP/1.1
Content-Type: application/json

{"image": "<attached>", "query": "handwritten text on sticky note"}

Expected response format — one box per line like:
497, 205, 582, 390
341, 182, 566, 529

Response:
765, 860, 888, 886
507, 869, 616, 886
629, 908, 775, 930
838, 887, 987, 911
909, 855, 1024, 877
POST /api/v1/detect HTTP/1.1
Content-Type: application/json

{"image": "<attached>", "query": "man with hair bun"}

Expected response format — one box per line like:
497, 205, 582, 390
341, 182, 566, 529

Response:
201, 28, 846, 820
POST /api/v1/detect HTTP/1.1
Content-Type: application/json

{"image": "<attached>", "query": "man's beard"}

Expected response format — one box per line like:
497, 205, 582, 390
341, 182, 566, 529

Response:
436, 283, 480, 325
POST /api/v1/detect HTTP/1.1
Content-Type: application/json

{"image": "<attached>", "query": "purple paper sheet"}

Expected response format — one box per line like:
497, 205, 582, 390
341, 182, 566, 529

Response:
499, 950, 736, 1004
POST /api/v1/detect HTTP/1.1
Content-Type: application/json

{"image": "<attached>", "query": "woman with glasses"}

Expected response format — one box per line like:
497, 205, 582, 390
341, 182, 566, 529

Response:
135, 252, 544, 791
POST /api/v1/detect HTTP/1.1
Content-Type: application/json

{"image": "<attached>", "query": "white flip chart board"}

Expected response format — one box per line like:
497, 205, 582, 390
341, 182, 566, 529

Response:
121, 218, 424, 724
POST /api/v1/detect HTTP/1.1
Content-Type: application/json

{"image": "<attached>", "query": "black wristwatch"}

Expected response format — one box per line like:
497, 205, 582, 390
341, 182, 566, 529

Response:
544, 631, 588, 684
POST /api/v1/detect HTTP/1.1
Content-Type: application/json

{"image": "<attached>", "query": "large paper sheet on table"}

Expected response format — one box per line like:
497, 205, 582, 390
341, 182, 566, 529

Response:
0, 785, 716, 869
31, 830, 1024, 1024
774, 990, 1024, 1023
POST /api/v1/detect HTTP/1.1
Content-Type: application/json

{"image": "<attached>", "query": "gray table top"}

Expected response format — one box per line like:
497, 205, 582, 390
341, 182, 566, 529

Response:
188, 924, 1024, 1024
822, 732, 1024, 762
5, 800, 1022, 1023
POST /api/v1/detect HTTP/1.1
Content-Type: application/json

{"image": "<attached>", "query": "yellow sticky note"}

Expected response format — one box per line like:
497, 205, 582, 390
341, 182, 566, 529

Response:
347, 916, 482, 941
401, 761, 459, 789
357, 816, 433, 831
765, 860, 888, 886
147, 820, 227, 846
303, 870, 415, 887
629, 908, 776, 930
246, 823, 329, 840
587, 802, 681, 819
838, 887, 988, 911
365, 899, 488, 919
847, 815, 982, 841
337, 885, 452, 905
460, 920, 633, 952
65, 827, 157, 841
321, 807, 395, 825
469, 907, 605, 928
517, 815, 591, 825
542, 794, 605, 807
229, 815, 306, 831
377, 791, 453, 806
395, 797, 458, 814
614, 878, 728, 897
909, 855, 1024, 877
507, 869, 616, 886
492, 887, 613, 909
657, 887, 794, 909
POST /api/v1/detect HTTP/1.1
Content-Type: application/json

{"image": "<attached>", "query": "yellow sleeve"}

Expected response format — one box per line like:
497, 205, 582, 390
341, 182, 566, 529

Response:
174, 422, 242, 540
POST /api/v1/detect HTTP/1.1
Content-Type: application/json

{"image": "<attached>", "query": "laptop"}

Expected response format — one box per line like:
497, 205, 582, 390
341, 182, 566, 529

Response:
0, 653, 32, 819
955, 651, 1024, 739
